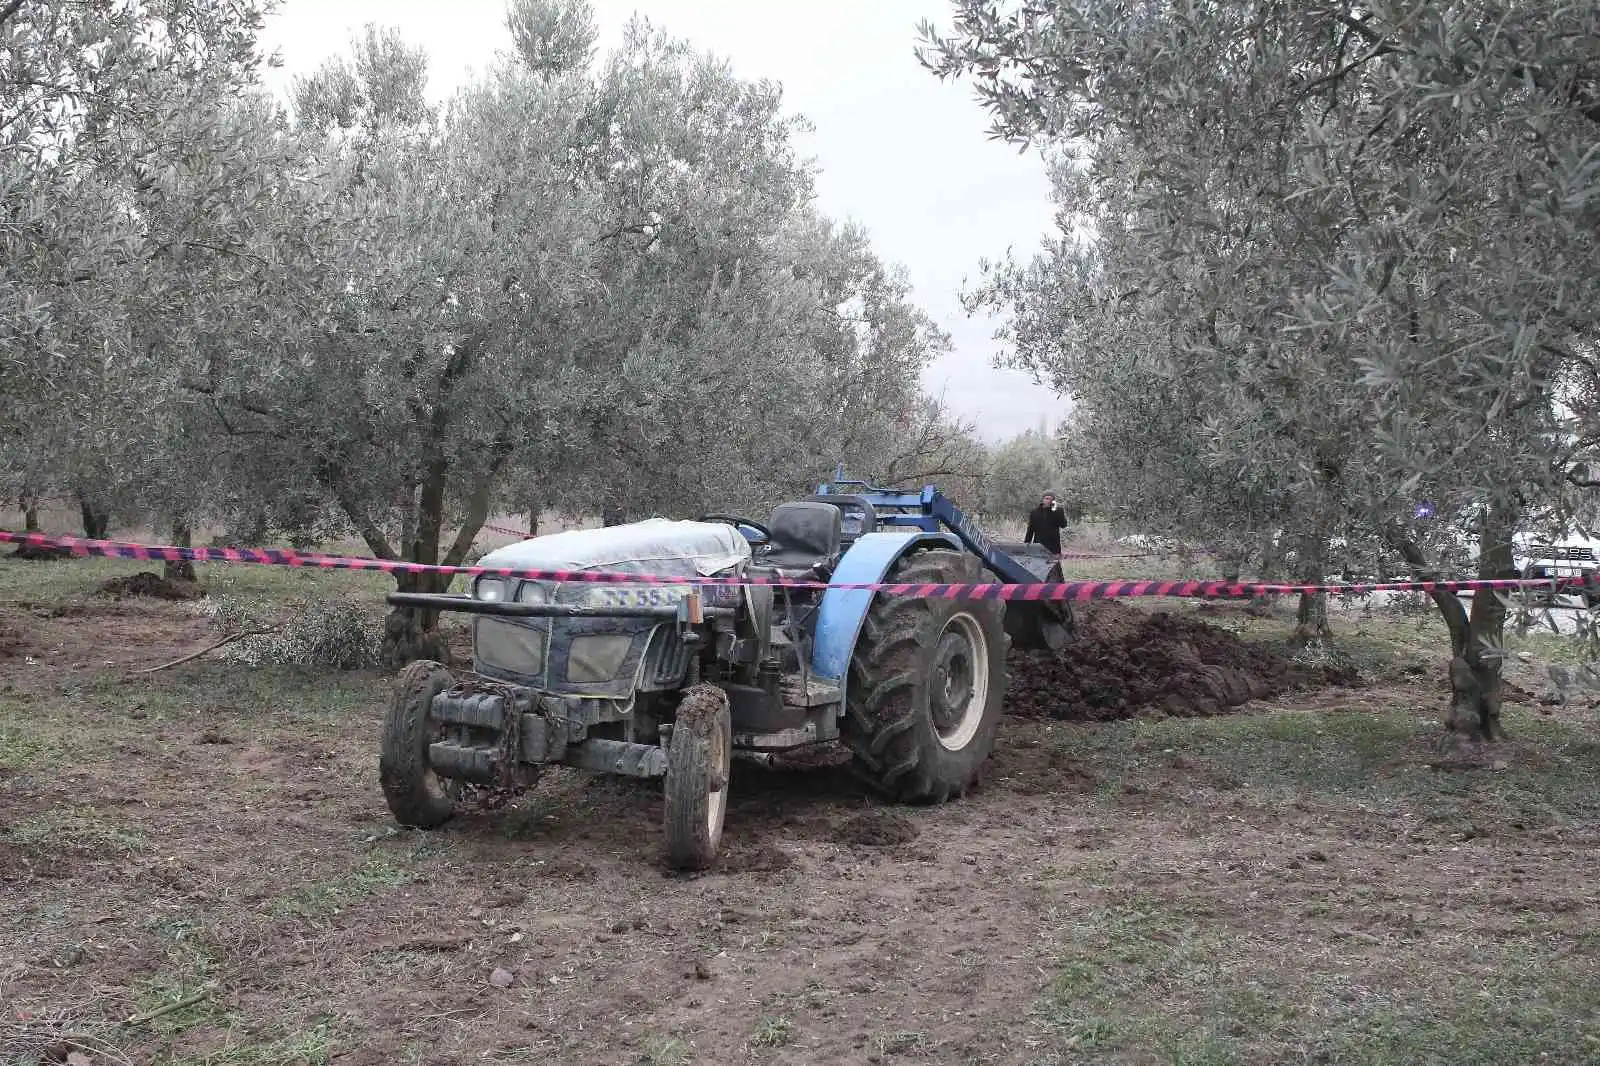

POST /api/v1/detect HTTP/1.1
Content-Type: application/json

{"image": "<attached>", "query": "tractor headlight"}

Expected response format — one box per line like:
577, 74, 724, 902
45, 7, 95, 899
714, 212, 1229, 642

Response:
516, 582, 549, 605
475, 577, 510, 602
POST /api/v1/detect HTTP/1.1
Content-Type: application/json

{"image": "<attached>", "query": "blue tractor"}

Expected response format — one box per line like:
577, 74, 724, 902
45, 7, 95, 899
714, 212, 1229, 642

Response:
380, 472, 1074, 870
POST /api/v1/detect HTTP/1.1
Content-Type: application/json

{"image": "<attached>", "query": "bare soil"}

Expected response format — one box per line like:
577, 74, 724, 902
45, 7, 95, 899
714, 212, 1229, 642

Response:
2, 582, 1597, 1065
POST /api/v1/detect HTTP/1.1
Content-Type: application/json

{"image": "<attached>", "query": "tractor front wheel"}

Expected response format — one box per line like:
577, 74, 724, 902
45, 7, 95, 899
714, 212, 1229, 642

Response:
663, 684, 732, 871
843, 549, 1008, 803
379, 660, 459, 829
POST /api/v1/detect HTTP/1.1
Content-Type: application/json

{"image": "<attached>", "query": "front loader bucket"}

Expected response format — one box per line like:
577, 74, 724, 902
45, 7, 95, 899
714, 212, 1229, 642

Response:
1004, 600, 1072, 652
992, 542, 1074, 653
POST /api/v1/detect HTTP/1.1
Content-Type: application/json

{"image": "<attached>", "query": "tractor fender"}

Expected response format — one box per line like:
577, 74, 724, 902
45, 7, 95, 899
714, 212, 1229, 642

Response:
811, 531, 962, 688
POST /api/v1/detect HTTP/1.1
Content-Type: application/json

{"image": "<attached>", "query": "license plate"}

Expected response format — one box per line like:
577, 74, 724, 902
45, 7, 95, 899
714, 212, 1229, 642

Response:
587, 585, 695, 609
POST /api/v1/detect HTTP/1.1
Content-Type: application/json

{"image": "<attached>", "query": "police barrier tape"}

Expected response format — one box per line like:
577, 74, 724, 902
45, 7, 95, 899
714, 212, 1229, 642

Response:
2, 529, 1595, 603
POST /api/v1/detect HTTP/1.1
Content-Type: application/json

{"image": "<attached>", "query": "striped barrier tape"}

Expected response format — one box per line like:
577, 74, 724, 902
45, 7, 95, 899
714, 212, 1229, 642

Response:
1055, 550, 1187, 560
484, 522, 536, 539
2, 529, 1595, 603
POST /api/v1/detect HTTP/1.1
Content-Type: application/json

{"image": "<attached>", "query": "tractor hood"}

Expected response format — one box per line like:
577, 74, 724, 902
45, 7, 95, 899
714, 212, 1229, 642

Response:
477, 518, 753, 579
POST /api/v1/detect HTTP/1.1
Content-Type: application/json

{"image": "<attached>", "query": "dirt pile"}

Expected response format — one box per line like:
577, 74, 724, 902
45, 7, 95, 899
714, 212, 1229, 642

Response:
1007, 602, 1355, 721
8, 541, 72, 561
95, 571, 203, 601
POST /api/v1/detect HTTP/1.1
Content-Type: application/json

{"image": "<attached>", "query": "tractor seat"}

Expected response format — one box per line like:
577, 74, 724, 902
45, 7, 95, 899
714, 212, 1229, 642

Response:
757, 502, 843, 575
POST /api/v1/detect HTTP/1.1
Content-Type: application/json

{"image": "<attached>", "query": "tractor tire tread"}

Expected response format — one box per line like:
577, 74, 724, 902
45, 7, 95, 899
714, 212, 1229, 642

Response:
663, 684, 732, 872
379, 660, 457, 830
842, 549, 1009, 804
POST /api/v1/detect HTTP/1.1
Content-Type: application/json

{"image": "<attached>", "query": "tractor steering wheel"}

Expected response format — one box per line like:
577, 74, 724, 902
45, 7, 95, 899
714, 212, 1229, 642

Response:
700, 513, 771, 542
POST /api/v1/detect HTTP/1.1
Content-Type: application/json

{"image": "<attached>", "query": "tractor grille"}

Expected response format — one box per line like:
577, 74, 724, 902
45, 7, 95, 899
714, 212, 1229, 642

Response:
648, 629, 692, 687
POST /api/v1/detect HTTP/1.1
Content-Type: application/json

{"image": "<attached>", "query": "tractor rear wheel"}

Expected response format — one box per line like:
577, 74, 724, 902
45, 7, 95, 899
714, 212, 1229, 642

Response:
843, 549, 1008, 803
663, 684, 732, 871
379, 660, 458, 829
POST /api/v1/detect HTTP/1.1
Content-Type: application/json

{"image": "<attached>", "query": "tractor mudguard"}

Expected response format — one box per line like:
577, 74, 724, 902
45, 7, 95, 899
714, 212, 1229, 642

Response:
810, 530, 962, 691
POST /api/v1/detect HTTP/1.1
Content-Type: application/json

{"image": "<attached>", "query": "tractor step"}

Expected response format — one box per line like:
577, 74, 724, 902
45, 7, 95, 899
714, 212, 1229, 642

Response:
733, 723, 821, 750
782, 677, 842, 707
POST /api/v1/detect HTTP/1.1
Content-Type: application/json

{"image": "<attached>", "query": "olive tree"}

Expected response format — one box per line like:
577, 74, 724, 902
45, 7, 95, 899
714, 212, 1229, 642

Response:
967, 148, 1369, 638
178, 32, 603, 664
502, 8, 970, 523
0, 0, 276, 540
924, 0, 1600, 738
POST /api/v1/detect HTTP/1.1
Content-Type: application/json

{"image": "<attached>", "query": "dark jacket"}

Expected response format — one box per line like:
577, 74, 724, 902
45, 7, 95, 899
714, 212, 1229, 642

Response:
1024, 503, 1067, 554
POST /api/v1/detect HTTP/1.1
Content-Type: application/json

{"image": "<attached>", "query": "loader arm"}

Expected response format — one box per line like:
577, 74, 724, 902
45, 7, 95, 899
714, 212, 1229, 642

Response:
814, 472, 1073, 651
815, 478, 1052, 584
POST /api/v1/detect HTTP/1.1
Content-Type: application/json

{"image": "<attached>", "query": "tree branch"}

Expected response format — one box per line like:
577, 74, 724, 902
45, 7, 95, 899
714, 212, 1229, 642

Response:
178, 239, 268, 265
317, 461, 398, 561
1294, 38, 1398, 102
1386, 526, 1470, 656
441, 433, 517, 568
1331, 12, 1387, 47
135, 627, 279, 674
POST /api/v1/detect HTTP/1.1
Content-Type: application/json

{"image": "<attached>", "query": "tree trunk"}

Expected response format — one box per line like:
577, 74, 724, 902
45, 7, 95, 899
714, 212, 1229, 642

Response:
382, 569, 452, 670
364, 335, 510, 672
1291, 535, 1331, 645
1294, 590, 1330, 644
1393, 498, 1518, 742
382, 447, 456, 671
1218, 551, 1243, 584
1444, 501, 1517, 741
21, 490, 39, 533
525, 502, 539, 537
164, 521, 197, 583
382, 463, 452, 670
378, 442, 506, 671
78, 495, 109, 539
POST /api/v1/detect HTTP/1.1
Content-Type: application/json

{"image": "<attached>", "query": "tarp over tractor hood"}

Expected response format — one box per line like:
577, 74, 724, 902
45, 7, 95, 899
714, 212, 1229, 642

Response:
477, 519, 753, 579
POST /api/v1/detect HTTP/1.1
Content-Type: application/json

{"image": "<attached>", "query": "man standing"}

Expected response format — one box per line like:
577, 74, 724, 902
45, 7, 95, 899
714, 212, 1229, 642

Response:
1024, 492, 1068, 556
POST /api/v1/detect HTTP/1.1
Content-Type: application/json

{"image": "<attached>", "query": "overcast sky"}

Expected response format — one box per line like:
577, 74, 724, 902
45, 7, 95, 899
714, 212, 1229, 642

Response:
256, 0, 1063, 441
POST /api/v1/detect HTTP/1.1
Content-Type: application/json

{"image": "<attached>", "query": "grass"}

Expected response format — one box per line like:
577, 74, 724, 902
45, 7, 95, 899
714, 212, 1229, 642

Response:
1507, 628, 1599, 664
133, 663, 378, 727
1040, 895, 1600, 1065
266, 858, 414, 919
0, 554, 380, 602
750, 1015, 793, 1048
0, 719, 55, 770
9, 659, 379, 734
0, 526, 483, 606
1030, 693, 1600, 1065
638, 1034, 690, 1066
4, 807, 148, 855
1071, 704, 1600, 825
148, 1022, 335, 1066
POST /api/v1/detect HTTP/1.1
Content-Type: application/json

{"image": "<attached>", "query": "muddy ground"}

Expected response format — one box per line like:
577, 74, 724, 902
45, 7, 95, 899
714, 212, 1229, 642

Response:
2, 568, 1598, 1065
